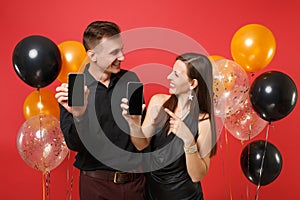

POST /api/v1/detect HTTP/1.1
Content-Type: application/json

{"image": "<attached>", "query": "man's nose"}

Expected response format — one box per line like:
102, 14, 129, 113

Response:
117, 51, 125, 61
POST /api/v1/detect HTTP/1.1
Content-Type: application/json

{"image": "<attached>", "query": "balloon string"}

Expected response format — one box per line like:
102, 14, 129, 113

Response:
219, 130, 228, 199
38, 89, 42, 115
243, 129, 251, 200
42, 171, 50, 200
255, 122, 271, 200
239, 140, 249, 200
66, 151, 74, 200
42, 172, 45, 200
46, 171, 50, 200
225, 128, 233, 200
220, 124, 233, 200
66, 151, 70, 200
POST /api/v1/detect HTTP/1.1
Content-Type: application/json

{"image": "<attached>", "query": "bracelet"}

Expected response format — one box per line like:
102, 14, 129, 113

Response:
184, 143, 198, 154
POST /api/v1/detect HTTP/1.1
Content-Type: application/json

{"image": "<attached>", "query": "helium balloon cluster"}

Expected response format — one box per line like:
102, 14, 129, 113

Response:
211, 23, 297, 190
12, 36, 88, 173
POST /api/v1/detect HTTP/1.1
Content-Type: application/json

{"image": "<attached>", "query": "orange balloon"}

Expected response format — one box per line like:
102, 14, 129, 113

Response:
57, 41, 87, 83
213, 78, 225, 99
231, 24, 276, 72
209, 55, 225, 61
23, 89, 59, 119
214, 59, 236, 92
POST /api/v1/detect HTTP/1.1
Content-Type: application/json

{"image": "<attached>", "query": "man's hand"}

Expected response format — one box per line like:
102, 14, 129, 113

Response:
55, 83, 89, 119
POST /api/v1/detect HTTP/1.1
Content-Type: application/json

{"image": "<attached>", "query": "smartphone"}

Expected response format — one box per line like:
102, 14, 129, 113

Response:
127, 82, 143, 115
68, 73, 85, 107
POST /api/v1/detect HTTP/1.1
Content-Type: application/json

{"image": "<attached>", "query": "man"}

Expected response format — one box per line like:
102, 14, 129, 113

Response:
55, 21, 145, 200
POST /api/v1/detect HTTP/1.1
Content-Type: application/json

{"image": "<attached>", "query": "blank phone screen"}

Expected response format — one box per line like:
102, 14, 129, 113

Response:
68, 73, 85, 106
127, 82, 143, 115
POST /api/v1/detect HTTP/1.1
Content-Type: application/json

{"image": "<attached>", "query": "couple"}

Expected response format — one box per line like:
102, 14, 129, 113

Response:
56, 20, 217, 200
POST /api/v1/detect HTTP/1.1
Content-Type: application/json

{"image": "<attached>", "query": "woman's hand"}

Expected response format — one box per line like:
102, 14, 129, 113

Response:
164, 108, 194, 147
120, 98, 145, 126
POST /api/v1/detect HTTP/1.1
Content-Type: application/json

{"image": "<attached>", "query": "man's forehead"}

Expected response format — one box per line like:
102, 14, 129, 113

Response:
97, 36, 123, 49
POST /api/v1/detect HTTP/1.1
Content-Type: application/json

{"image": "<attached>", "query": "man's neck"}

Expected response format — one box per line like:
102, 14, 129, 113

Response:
88, 64, 111, 87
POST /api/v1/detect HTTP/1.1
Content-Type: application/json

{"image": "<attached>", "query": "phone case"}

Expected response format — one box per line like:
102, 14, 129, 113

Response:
127, 82, 143, 115
68, 73, 85, 106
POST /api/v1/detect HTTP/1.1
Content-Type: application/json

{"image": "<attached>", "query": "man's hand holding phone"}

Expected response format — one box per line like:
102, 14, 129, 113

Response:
55, 73, 89, 119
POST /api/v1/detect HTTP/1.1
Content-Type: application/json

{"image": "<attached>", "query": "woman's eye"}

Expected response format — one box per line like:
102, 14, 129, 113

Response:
174, 71, 179, 77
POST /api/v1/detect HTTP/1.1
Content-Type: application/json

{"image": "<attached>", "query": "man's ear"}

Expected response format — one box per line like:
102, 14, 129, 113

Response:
87, 50, 96, 62
190, 79, 198, 89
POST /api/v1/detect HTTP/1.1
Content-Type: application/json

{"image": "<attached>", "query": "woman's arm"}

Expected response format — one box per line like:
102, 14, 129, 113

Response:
185, 118, 212, 182
164, 109, 213, 182
121, 94, 169, 150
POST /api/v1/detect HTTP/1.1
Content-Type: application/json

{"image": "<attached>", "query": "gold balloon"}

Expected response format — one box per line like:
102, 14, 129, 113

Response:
23, 89, 59, 119
231, 24, 276, 72
57, 40, 87, 83
213, 78, 225, 99
209, 55, 225, 61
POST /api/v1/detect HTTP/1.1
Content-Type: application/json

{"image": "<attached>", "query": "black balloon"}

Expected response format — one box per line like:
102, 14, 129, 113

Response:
240, 140, 282, 186
12, 35, 62, 88
250, 71, 297, 122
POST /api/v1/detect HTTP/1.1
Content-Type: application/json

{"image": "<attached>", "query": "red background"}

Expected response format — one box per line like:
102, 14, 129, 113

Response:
1, 0, 299, 199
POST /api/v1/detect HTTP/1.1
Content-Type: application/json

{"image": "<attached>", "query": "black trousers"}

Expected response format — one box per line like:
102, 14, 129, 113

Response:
80, 171, 146, 200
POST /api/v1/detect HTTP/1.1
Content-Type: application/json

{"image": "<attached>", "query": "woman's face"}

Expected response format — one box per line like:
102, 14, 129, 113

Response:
167, 60, 191, 95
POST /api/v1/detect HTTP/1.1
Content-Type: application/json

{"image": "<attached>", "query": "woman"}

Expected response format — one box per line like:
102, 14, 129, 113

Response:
121, 53, 217, 200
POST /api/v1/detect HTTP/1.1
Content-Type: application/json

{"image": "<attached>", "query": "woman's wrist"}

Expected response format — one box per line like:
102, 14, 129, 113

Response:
183, 136, 195, 148
129, 122, 144, 138
184, 143, 198, 154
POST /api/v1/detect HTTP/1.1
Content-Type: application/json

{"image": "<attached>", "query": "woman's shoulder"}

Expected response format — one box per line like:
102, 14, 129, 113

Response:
150, 93, 170, 104
198, 112, 210, 121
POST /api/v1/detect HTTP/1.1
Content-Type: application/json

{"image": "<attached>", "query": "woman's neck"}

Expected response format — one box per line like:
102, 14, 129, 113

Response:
176, 93, 191, 118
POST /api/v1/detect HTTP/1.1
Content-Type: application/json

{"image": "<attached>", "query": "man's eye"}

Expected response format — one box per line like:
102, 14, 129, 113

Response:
111, 50, 118, 55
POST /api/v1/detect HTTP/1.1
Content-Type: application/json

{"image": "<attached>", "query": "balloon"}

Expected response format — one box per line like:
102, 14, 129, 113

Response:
57, 40, 87, 83
16, 114, 69, 172
225, 99, 268, 141
23, 89, 60, 119
208, 55, 225, 61
231, 24, 276, 72
12, 35, 62, 88
240, 140, 282, 186
250, 71, 298, 122
213, 59, 250, 117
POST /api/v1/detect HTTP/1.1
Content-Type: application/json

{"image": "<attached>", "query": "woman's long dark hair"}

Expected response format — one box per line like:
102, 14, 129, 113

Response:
163, 53, 217, 157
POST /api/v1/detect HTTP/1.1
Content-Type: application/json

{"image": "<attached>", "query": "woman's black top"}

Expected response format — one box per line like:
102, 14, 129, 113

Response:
146, 113, 203, 200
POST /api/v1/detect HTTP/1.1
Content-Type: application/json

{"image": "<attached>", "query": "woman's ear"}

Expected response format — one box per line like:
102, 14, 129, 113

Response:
190, 79, 198, 89
87, 50, 96, 62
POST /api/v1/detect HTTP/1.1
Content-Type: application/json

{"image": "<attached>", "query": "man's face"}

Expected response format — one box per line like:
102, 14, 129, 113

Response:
92, 36, 124, 74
